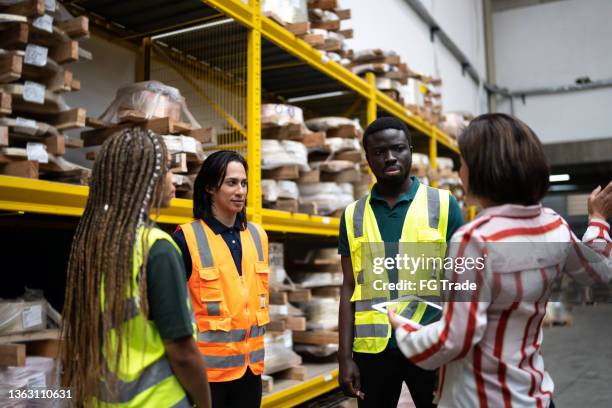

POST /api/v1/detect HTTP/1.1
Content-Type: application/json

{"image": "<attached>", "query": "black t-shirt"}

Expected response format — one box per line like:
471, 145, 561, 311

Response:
146, 239, 194, 341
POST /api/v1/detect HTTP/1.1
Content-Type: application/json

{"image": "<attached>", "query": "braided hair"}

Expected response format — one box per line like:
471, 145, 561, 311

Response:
61, 127, 167, 404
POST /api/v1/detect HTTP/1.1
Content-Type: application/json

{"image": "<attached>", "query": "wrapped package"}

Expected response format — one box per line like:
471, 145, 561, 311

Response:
352, 49, 398, 63
339, 182, 354, 196
304, 297, 340, 330
263, 330, 302, 374
0, 357, 60, 407
439, 112, 471, 138
262, 179, 279, 202
310, 160, 358, 173
277, 180, 299, 200
261, 104, 304, 126
280, 140, 310, 171
262, 0, 307, 23
0, 300, 47, 335
299, 182, 353, 215
305, 116, 362, 132
294, 343, 338, 357
292, 272, 343, 288
309, 9, 339, 21
269, 243, 287, 288
98, 81, 200, 127
323, 137, 360, 154
261, 140, 293, 170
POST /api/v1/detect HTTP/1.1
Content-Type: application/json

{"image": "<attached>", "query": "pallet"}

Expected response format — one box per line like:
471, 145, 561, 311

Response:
297, 169, 320, 184
333, 150, 362, 163
262, 165, 300, 180
261, 123, 303, 141
286, 21, 310, 36
268, 197, 299, 212
82, 115, 212, 147
270, 288, 313, 305
307, 0, 338, 10
302, 131, 326, 148
299, 33, 325, 48
0, 0, 45, 18
320, 167, 360, 183
0, 91, 11, 115
293, 330, 339, 345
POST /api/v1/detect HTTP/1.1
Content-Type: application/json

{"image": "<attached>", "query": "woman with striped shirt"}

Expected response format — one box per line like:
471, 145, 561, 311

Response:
389, 113, 612, 408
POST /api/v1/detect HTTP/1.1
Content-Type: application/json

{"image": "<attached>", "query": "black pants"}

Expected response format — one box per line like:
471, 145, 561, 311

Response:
354, 347, 437, 408
210, 368, 262, 408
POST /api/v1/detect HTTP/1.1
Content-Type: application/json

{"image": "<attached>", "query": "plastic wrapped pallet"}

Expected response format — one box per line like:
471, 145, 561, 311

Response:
0, 300, 47, 335
262, 179, 279, 202
280, 140, 310, 171
277, 180, 299, 200
324, 137, 360, 154
98, 81, 200, 127
261, 140, 309, 171
439, 112, 471, 139
261, 104, 304, 126
305, 297, 339, 330
0, 357, 60, 407
292, 272, 343, 288
298, 182, 353, 215
269, 243, 288, 288
263, 330, 302, 375
305, 116, 361, 132
262, 0, 308, 23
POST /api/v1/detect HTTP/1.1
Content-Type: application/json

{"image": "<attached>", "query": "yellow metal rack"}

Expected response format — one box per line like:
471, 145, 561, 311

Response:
0, 1, 466, 405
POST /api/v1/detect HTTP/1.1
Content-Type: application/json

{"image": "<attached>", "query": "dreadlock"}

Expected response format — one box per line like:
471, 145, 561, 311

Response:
61, 127, 168, 405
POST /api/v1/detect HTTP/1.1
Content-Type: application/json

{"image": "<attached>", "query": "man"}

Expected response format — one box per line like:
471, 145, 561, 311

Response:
338, 117, 464, 408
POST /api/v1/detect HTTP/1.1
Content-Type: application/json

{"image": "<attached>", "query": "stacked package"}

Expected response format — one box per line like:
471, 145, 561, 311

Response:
0, 1, 92, 184
80, 80, 213, 198
349, 49, 412, 102
438, 111, 472, 139
0, 357, 60, 407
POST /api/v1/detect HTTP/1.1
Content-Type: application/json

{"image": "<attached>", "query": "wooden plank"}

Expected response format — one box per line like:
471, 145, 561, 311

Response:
307, 0, 337, 10
34, 108, 86, 130
326, 124, 360, 138
171, 152, 188, 173
262, 165, 299, 180
338, 28, 353, 39
299, 33, 325, 48
56, 16, 89, 39
297, 169, 320, 184
26, 338, 61, 359
44, 134, 65, 155
262, 123, 302, 140
48, 40, 79, 65
0, 52, 23, 83
292, 330, 338, 345
262, 375, 274, 393
0, 22, 29, 50
288, 288, 312, 303
0, 92, 11, 115
0, 159, 38, 178
302, 131, 326, 148
277, 365, 307, 381
285, 316, 307, 331
0, 329, 60, 345
0, 343, 26, 366
312, 287, 341, 298
65, 137, 83, 148
266, 320, 287, 332
188, 127, 214, 143
271, 198, 298, 212
0, 0, 44, 17
298, 201, 318, 215
334, 150, 362, 162
320, 167, 360, 183
270, 291, 289, 305
334, 8, 351, 20
311, 20, 340, 31
285, 21, 310, 36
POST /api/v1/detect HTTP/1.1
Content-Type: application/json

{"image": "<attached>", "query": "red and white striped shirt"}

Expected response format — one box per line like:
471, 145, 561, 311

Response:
395, 204, 612, 408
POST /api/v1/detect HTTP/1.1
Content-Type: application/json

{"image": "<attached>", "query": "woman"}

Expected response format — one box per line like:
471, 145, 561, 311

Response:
62, 128, 211, 407
173, 151, 270, 408
389, 113, 612, 408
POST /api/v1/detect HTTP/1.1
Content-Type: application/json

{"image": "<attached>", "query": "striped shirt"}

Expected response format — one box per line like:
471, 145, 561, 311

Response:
395, 204, 612, 408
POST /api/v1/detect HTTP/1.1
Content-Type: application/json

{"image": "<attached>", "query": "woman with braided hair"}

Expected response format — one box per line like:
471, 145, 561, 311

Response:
61, 127, 211, 407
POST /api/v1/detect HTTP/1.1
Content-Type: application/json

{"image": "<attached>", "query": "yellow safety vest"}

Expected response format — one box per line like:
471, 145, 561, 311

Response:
91, 227, 196, 407
345, 183, 449, 353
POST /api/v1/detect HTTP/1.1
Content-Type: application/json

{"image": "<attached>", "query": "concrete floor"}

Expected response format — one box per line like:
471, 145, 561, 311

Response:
542, 304, 612, 407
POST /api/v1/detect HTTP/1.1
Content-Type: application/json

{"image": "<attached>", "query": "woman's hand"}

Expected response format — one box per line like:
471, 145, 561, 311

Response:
588, 181, 612, 221
388, 307, 403, 329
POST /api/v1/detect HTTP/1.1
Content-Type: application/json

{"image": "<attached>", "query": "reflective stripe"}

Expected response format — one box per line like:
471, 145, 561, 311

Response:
199, 329, 246, 343
206, 302, 221, 316
250, 325, 266, 338
356, 270, 364, 285
399, 302, 418, 319
354, 297, 387, 312
247, 222, 264, 261
171, 396, 192, 408
98, 357, 174, 403
249, 348, 265, 363
191, 221, 214, 267
426, 187, 440, 229
203, 354, 246, 369
353, 195, 368, 238
354, 324, 389, 338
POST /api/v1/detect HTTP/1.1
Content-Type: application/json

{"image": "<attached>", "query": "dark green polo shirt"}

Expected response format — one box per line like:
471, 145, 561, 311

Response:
338, 177, 464, 348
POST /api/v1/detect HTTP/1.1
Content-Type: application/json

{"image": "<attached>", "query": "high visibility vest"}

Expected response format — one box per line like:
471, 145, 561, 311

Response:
179, 220, 270, 382
344, 184, 449, 354
92, 227, 196, 408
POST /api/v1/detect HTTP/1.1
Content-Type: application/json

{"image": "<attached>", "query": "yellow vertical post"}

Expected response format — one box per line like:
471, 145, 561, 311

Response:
365, 72, 377, 125
247, 0, 262, 224
469, 205, 477, 221
429, 128, 438, 188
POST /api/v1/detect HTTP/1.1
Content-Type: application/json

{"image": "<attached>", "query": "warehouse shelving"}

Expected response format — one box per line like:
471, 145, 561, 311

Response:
0, 0, 463, 406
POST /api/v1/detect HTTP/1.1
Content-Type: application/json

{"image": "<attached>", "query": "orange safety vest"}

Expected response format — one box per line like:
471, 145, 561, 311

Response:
179, 219, 270, 382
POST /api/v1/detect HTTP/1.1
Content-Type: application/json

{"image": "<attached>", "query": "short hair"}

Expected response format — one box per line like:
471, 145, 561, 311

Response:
193, 150, 248, 229
363, 116, 412, 151
458, 113, 549, 206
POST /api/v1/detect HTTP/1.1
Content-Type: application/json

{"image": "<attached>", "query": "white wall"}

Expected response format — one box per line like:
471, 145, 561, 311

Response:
493, 0, 612, 143
344, 0, 487, 115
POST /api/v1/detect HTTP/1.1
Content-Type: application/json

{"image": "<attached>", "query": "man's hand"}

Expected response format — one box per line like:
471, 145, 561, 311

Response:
588, 181, 612, 221
339, 356, 365, 400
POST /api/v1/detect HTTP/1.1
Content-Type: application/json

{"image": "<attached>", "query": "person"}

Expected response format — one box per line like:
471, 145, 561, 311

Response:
338, 116, 465, 408
173, 150, 270, 408
61, 127, 211, 407
389, 113, 612, 408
